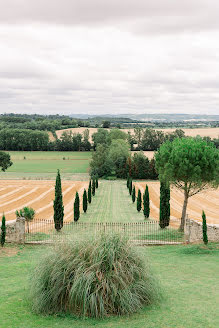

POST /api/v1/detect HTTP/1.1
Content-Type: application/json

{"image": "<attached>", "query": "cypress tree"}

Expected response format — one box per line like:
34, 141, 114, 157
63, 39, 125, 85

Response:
127, 175, 130, 188
129, 179, 132, 195
74, 192, 80, 221
53, 169, 64, 231
132, 186, 136, 203
202, 210, 208, 245
143, 185, 150, 218
1, 214, 6, 247
95, 178, 99, 189
92, 179, 96, 196
137, 189, 142, 212
159, 182, 170, 229
88, 181, 92, 204
83, 189, 88, 213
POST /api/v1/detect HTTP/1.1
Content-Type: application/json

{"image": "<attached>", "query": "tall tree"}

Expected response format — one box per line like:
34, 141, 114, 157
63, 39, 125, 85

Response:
132, 186, 136, 203
155, 137, 219, 231
1, 214, 6, 247
83, 189, 88, 213
143, 185, 150, 218
92, 179, 96, 196
74, 192, 80, 221
137, 190, 142, 212
95, 178, 99, 189
88, 181, 92, 204
0, 151, 13, 171
127, 175, 130, 188
159, 182, 170, 229
202, 211, 208, 245
53, 170, 64, 231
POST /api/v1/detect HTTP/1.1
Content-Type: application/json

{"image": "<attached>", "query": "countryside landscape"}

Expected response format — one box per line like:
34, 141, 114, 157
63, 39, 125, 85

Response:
1, 1, 219, 327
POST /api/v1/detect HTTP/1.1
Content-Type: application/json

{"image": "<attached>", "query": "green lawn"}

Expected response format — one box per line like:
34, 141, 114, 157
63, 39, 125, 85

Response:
0, 243, 218, 328
1, 151, 92, 176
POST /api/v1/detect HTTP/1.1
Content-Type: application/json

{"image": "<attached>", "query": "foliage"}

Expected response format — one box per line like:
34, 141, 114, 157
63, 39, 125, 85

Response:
127, 175, 130, 188
132, 186, 136, 203
74, 192, 80, 222
155, 137, 219, 231
126, 153, 158, 180
159, 182, 170, 229
129, 178, 132, 195
16, 206, 35, 234
95, 178, 98, 188
53, 170, 64, 231
202, 211, 208, 245
30, 234, 159, 318
0, 214, 6, 247
143, 185, 150, 218
88, 181, 92, 204
92, 179, 96, 196
137, 190, 142, 212
83, 189, 88, 213
0, 151, 13, 172
102, 120, 111, 128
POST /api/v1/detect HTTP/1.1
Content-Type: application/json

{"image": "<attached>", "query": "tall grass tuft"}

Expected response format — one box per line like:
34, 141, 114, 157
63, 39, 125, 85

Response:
30, 234, 159, 318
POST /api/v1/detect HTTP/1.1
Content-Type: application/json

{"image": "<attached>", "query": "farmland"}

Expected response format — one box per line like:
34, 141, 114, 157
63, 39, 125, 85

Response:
0, 180, 88, 222
135, 181, 219, 226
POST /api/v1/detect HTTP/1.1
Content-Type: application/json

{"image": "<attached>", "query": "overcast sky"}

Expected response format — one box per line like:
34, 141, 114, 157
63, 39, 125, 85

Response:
1, 0, 219, 116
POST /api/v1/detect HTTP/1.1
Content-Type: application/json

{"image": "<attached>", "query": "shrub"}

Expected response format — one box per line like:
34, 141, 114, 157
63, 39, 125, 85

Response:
129, 178, 132, 195
95, 178, 98, 189
83, 189, 88, 213
132, 186, 136, 203
1, 214, 6, 247
30, 234, 159, 318
202, 211, 208, 245
88, 181, 92, 203
137, 190, 142, 212
92, 179, 96, 196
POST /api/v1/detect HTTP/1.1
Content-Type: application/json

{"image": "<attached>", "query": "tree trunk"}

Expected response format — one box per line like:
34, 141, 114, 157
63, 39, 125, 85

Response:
179, 190, 189, 232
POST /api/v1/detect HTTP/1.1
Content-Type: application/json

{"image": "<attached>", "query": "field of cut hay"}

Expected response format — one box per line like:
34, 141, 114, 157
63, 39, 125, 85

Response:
0, 180, 88, 222
135, 181, 219, 227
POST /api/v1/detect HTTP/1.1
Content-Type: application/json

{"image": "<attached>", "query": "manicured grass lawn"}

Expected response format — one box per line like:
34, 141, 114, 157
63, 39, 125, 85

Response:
4, 151, 92, 174
0, 243, 218, 328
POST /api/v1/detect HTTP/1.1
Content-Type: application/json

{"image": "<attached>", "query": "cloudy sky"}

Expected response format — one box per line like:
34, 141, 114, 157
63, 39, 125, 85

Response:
1, 0, 219, 115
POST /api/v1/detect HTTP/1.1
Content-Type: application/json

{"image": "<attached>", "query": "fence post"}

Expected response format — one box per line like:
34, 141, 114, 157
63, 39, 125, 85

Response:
15, 217, 25, 244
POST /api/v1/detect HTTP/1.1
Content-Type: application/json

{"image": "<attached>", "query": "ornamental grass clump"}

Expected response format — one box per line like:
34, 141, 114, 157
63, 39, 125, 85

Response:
30, 234, 159, 318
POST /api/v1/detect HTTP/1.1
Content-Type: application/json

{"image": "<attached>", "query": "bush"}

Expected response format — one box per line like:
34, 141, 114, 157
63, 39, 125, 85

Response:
30, 234, 159, 318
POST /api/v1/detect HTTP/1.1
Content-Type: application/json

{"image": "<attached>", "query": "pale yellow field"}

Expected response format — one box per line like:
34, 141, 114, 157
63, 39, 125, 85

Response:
134, 181, 219, 227
55, 127, 219, 142
0, 180, 88, 222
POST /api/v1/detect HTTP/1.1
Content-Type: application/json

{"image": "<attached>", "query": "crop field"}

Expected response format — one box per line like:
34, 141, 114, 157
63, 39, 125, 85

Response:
4, 151, 92, 174
0, 180, 88, 222
135, 181, 219, 226
55, 127, 219, 141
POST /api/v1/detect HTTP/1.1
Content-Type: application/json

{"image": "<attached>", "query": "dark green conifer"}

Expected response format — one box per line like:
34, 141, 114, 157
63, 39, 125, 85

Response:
132, 186, 136, 203
1, 214, 6, 247
129, 179, 132, 195
137, 189, 142, 212
143, 185, 150, 218
74, 192, 80, 221
83, 189, 88, 213
92, 179, 96, 196
127, 175, 130, 188
95, 178, 99, 189
202, 211, 208, 245
159, 182, 170, 229
53, 169, 64, 231
88, 181, 92, 204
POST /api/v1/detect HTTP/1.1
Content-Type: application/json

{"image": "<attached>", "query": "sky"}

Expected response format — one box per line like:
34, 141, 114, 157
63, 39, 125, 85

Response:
0, 0, 219, 116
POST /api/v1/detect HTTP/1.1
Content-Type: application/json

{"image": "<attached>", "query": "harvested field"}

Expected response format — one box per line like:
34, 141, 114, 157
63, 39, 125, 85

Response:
0, 180, 88, 222
54, 127, 219, 142
134, 181, 219, 227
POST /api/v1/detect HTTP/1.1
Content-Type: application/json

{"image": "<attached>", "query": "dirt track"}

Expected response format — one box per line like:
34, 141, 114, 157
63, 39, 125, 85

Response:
0, 180, 88, 222
135, 181, 219, 227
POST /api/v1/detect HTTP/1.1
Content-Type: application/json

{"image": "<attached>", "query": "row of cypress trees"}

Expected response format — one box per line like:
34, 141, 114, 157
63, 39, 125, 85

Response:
53, 170, 99, 228
127, 176, 150, 218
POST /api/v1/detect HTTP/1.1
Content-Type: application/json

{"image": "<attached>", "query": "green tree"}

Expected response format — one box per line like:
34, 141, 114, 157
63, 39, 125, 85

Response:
143, 185, 150, 218
129, 178, 132, 195
16, 207, 35, 234
159, 182, 170, 229
202, 211, 208, 245
1, 214, 6, 247
127, 175, 130, 188
88, 181, 92, 204
132, 186, 136, 203
0, 151, 12, 171
95, 178, 99, 189
137, 190, 142, 212
74, 192, 80, 221
83, 189, 88, 213
155, 137, 219, 231
92, 179, 96, 196
53, 170, 64, 231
